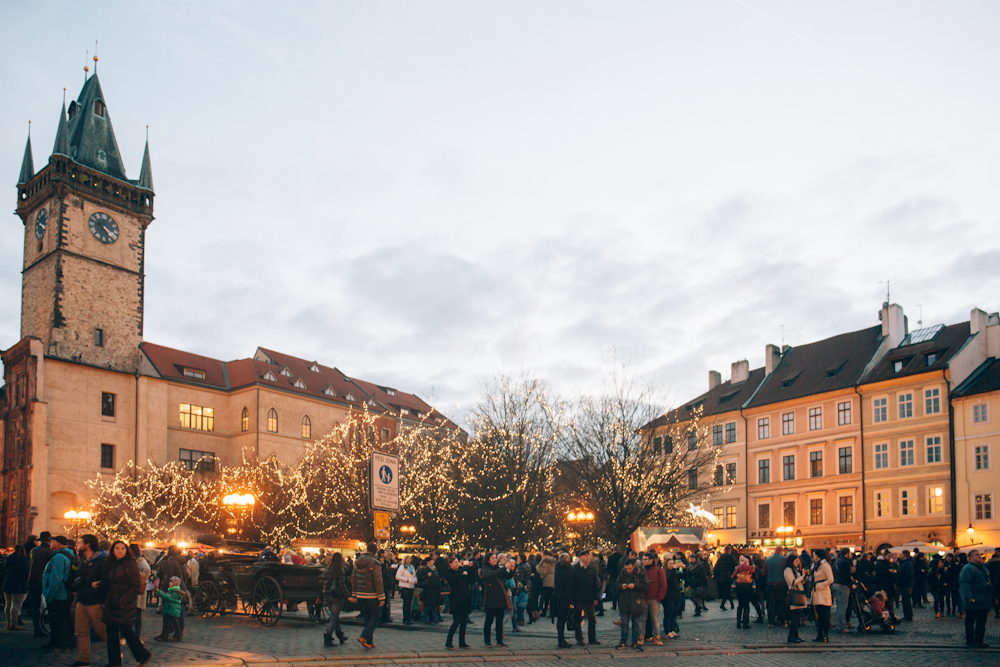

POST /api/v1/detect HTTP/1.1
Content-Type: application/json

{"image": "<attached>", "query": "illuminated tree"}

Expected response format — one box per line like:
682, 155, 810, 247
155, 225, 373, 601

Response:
398, 424, 463, 548
555, 355, 724, 551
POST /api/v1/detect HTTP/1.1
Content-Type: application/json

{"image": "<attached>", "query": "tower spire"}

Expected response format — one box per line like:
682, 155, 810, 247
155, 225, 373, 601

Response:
18, 122, 34, 185
53, 92, 70, 156
138, 126, 154, 192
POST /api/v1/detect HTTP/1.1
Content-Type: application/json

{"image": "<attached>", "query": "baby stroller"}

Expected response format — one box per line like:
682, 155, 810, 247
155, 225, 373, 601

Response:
850, 582, 895, 634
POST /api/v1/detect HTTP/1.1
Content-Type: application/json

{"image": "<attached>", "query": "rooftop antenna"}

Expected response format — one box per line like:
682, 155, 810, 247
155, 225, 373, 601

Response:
879, 280, 890, 304
84, 49, 90, 81
93, 40, 98, 74
916, 304, 923, 328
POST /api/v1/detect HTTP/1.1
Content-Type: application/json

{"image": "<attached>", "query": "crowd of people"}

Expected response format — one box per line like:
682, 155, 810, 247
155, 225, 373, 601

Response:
1, 533, 997, 663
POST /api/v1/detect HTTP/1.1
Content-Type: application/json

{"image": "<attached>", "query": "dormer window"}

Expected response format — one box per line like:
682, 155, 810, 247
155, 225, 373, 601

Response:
68, 101, 77, 119
384, 388, 396, 396
183, 368, 206, 380
97, 149, 107, 165
294, 379, 306, 389
346, 393, 355, 402
926, 353, 937, 366
280, 368, 292, 377
894, 361, 904, 373
324, 386, 336, 397
368, 399, 377, 407
263, 371, 276, 381
310, 363, 320, 372
94, 100, 105, 117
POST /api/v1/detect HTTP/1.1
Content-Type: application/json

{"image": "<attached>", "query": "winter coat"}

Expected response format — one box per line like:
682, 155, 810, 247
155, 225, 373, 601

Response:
607, 552, 623, 581
1, 553, 29, 594
136, 557, 150, 610
157, 586, 183, 617
350, 553, 385, 600
874, 558, 896, 595
784, 567, 806, 610
897, 558, 914, 588
443, 566, 473, 617
571, 562, 599, 607
811, 560, 834, 607
537, 555, 556, 588
644, 562, 667, 602
395, 564, 417, 589
732, 562, 755, 588
186, 557, 200, 587
714, 553, 737, 582
553, 561, 574, 612
321, 565, 350, 601
664, 567, 684, 603
479, 563, 507, 610
103, 559, 141, 626
616, 567, 649, 615
685, 559, 707, 589
421, 568, 442, 607
42, 547, 76, 601
157, 555, 188, 594
833, 555, 853, 586
765, 552, 787, 584
27, 543, 52, 592
959, 562, 992, 610
76, 550, 110, 606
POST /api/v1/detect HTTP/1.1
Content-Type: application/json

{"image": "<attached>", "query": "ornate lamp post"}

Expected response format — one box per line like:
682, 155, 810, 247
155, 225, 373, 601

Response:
567, 509, 595, 547
223, 493, 256, 540
64, 510, 91, 540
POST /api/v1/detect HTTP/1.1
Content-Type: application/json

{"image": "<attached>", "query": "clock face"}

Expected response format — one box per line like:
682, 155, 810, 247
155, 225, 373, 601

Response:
34, 209, 48, 239
88, 212, 119, 244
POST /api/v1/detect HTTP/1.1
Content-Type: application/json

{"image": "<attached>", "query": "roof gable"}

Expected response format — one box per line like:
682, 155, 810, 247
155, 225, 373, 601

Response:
65, 75, 128, 182
862, 322, 971, 385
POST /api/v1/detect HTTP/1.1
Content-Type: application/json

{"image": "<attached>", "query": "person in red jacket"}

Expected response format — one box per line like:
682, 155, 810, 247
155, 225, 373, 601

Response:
642, 552, 667, 645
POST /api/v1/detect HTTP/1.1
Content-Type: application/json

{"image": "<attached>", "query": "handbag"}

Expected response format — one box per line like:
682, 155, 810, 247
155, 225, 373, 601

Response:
788, 589, 807, 606
630, 596, 646, 617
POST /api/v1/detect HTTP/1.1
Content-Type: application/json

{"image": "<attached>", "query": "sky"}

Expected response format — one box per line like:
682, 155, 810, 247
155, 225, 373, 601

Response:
2, 1, 999, 421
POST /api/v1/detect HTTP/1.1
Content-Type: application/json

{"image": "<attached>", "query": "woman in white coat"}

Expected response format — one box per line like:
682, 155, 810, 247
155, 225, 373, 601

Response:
130, 544, 151, 638
783, 554, 807, 644
810, 548, 834, 642
396, 556, 418, 625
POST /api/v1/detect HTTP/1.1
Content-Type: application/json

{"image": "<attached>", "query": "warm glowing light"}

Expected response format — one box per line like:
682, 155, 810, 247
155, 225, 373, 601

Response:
223, 493, 256, 506
686, 503, 720, 526
567, 510, 595, 523
64, 510, 78, 520
145, 542, 154, 547
64, 509, 90, 521
178, 542, 189, 549
967, 524, 975, 540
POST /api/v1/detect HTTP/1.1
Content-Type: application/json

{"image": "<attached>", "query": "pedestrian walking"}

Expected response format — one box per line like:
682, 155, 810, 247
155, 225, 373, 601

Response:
155, 577, 184, 641
570, 550, 600, 646
714, 546, 737, 611
642, 552, 666, 644
3, 544, 29, 631
41, 536, 76, 651
130, 544, 150, 637
897, 550, 914, 622
349, 543, 385, 649
72, 534, 110, 667
395, 555, 417, 626
537, 551, 556, 617
986, 548, 1000, 619
811, 549, 833, 642
686, 553, 708, 616
764, 546, 787, 628
959, 549, 992, 648
784, 554, 807, 643
156, 546, 188, 639
443, 555, 473, 649
553, 552, 574, 648
732, 555, 756, 629
103, 541, 152, 667
26, 532, 52, 637
832, 547, 854, 633
319, 551, 349, 647
661, 557, 683, 639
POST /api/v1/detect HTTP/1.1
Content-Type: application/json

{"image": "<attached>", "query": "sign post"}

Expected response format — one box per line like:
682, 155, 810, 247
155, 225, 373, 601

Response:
370, 452, 399, 548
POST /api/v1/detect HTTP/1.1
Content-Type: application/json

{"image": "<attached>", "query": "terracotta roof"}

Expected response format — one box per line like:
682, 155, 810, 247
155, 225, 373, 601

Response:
953, 357, 1000, 397
644, 366, 767, 430
350, 377, 463, 431
253, 347, 377, 411
861, 322, 970, 385
747, 325, 884, 409
140, 342, 228, 388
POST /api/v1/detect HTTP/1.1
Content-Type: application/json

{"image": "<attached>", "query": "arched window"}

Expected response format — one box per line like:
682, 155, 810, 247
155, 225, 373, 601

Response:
241, 407, 249, 432
267, 408, 278, 433
301, 415, 311, 439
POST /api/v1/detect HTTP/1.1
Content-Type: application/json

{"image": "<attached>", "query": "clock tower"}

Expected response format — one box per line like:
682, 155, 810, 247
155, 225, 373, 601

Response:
15, 71, 154, 373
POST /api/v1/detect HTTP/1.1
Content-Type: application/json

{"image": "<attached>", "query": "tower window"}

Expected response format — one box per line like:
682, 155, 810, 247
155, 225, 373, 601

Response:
267, 408, 278, 433
241, 407, 249, 432
94, 100, 105, 117
301, 415, 311, 439
95, 328, 104, 347
101, 444, 115, 470
101, 392, 115, 417
97, 149, 107, 165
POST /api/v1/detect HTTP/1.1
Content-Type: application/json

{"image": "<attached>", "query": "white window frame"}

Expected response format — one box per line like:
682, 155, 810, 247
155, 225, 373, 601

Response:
780, 496, 798, 527
875, 490, 890, 519
925, 387, 941, 414
898, 392, 914, 419
973, 492, 994, 522
974, 444, 991, 471
972, 402, 990, 424
837, 400, 852, 426
900, 487, 917, 517
782, 411, 795, 435
873, 396, 888, 423
757, 501, 771, 529
782, 453, 796, 481
927, 486, 946, 514
837, 442, 854, 475
808, 406, 823, 431
925, 435, 943, 464
874, 442, 889, 469
756, 455, 772, 485
808, 445, 824, 478
899, 439, 915, 467
837, 492, 856, 524
758, 417, 770, 440
808, 495, 824, 525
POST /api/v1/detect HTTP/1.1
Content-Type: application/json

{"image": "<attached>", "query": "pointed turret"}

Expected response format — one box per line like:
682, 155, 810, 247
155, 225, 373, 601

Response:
18, 134, 34, 185
138, 137, 153, 192
52, 99, 70, 156
65, 74, 128, 181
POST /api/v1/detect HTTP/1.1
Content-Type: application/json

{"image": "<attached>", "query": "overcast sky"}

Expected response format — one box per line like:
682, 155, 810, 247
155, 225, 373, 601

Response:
3, 1, 999, 420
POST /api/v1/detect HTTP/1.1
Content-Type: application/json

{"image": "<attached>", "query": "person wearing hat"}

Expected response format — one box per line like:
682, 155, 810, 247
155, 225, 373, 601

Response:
41, 536, 76, 651
570, 550, 601, 646
27, 531, 52, 636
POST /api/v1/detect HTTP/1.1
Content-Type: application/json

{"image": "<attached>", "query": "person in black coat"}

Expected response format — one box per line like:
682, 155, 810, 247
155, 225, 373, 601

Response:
479, 553, 507, 647
26, 532, 52, 636
553, 553, 575, 648
714, 547, 738, 611
103, 541, 152, 667
3, 544, 29, 630
443, 555, 473, 649
570, 550, 601, 646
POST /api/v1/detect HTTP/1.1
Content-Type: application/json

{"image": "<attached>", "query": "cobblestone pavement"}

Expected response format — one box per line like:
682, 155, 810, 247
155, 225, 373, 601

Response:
3, 599, 998, 666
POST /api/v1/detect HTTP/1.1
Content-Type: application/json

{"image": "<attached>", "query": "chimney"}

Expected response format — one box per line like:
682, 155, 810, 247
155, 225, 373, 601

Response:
709, 370, 722, 391
970, 308, 989, 336
881, 303, 906, 348
765, 344, 781, 376
731, 360, 749, 384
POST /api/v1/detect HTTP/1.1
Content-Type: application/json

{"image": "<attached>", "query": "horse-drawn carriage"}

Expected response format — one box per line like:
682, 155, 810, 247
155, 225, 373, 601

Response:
194, 551, 332, 626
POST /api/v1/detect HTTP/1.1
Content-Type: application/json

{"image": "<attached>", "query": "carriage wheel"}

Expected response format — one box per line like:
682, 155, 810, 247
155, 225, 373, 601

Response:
196, 581, 222, 618
308, 599, 329, 625
253, 576, 283, 626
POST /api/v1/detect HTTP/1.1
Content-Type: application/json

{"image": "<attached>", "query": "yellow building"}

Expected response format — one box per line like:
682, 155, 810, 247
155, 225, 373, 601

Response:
952, 315, 1000, 549
0, 72, 459, 546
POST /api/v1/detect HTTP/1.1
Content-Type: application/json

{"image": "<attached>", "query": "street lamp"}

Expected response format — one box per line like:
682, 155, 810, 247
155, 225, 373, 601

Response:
64, 510, 91, 540
967, 524, 975, 543
223, 493, 256, 539
567, 510, 594, 523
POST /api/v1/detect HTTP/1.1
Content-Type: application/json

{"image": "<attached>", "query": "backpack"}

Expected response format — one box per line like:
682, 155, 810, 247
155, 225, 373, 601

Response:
54, 550, 80, 592
735, 569, 754, 586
